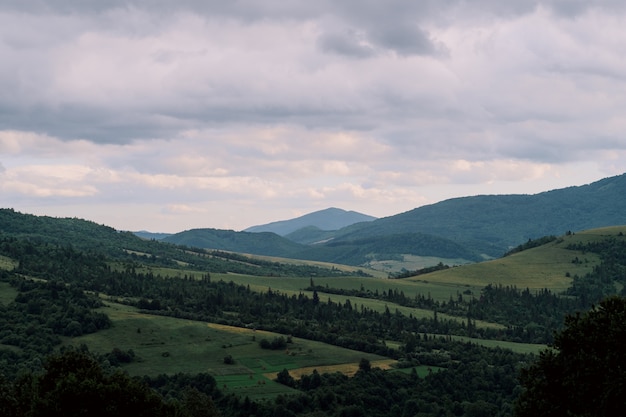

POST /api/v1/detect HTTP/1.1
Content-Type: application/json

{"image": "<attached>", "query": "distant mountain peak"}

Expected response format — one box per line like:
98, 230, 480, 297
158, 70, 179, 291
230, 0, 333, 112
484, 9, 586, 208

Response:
244, 207, 377, 236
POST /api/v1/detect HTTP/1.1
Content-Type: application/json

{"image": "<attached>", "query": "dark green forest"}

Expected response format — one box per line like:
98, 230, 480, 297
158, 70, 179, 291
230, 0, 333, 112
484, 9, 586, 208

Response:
1, 211, 626, 416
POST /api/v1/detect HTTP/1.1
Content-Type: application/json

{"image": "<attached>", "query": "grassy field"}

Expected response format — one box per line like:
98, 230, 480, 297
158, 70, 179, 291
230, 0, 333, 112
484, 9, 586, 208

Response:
69, 301, 388, 399
366, 254, 473, 274
237, 253, 388, 277
408, 233, 605, 293
284, 359, 396, 379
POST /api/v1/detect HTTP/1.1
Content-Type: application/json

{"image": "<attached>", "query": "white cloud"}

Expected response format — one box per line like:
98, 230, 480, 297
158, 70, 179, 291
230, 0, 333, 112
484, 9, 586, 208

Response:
1, 2, 626, 231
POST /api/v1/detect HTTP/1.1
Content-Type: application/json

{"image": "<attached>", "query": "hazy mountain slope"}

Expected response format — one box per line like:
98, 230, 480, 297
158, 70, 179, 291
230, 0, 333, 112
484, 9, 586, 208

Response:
244, 207, 376, 236
133, 231, 172, 240
161, 226, 480, 266
162, 228, 308, 256
329, 174, 626, 257
291, 232, 483, 265
0, 209, 356, 276
284, 226, 336, 245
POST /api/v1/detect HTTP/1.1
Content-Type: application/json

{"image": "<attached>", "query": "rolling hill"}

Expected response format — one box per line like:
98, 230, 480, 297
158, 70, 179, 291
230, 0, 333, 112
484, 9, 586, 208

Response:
162, 228, 307, 257
162, 227, 480, 266
0, 209, 360, 277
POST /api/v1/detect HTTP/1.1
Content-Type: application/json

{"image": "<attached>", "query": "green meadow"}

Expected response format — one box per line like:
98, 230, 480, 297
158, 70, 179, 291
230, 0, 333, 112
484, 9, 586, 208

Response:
407, 232, 605, 293
69, 301, 388, 399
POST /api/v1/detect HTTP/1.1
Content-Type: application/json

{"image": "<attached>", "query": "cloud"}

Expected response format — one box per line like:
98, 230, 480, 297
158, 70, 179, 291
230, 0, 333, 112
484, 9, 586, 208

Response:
317, 27, 376, 58
1, 1, 626, 231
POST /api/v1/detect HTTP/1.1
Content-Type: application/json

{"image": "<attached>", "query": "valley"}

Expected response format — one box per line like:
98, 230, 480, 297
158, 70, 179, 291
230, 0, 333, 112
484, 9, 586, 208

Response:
1, 178, 626, 416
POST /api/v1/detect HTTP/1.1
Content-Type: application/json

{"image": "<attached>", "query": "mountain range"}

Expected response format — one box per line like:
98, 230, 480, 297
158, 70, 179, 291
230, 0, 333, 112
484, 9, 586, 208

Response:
159, 173, 626, 267
3, 173, 626, 269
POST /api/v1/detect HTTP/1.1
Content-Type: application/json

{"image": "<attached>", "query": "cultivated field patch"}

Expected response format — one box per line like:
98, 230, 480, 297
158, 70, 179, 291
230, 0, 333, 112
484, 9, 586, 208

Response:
282, 359, 397, 380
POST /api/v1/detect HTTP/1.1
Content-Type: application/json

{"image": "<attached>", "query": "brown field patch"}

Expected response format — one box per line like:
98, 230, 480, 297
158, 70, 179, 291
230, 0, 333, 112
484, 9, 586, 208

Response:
265, 359, 397, 380
206, 322, 276, 337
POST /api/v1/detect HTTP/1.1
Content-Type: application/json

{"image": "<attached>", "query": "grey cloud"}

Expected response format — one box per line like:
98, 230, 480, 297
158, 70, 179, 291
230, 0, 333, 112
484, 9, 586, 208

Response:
370, 23, 439, 56
1, 0, 625, 154
3, 1, 625, 21
0, 104, 185, 144
547, 0, 626, 17
318, 29, 376, 58
318, 20, 441, 58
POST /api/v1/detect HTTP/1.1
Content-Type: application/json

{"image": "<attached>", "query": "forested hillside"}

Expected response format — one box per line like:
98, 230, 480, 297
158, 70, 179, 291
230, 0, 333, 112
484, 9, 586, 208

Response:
0, 209, 360, 278
163, 227, 482, 266
162, 228, 308, 257
1, 211, 626, 416
328, 173, 626, 257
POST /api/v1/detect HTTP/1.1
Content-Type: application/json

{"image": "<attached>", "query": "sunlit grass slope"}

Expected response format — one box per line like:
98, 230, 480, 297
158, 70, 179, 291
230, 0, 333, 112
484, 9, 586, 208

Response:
405, 227, 626, 293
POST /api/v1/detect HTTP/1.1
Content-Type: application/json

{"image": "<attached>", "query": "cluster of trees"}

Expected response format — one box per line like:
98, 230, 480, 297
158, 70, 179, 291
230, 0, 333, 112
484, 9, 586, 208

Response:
566, 237, 626, 303
259, 336, 290, 350
307, 281, 583, 344
0, 349, 220, 417
515, 296, 626, 416
0, 275, 110, 375
389, 262, 451, 279
503, 236, 559, 257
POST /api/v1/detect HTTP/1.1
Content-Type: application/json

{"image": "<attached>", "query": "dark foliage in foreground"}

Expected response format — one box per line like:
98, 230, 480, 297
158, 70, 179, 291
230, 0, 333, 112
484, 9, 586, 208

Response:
515, 296, 626, 417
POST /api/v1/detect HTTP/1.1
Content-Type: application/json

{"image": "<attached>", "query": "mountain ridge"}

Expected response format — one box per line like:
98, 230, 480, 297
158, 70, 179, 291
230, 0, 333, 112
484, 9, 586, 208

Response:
4, 172, 626, 268
323, 173, 626, 258
243, 207, 376, 236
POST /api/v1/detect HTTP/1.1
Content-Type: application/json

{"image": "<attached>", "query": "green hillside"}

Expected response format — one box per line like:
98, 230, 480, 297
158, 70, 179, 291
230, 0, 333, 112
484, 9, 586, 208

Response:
294, 232, 483, 265
162, 225, 481, 267
284, 225, 336, 245
328, 173, 626, 258
0, 209, 362, 278
2, 208, 626, 416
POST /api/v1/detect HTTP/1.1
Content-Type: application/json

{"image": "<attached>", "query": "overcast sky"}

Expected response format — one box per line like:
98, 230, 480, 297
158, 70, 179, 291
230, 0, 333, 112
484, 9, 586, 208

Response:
1, 1, 626, 232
